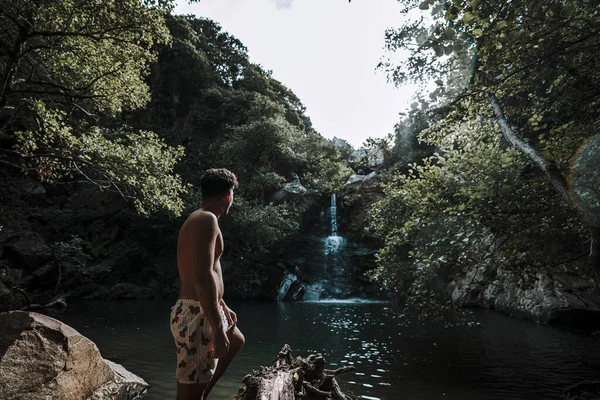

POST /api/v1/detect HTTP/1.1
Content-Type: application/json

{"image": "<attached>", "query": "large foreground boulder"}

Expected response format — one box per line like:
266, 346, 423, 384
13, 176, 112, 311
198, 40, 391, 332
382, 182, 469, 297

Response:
0, 311, 148, 400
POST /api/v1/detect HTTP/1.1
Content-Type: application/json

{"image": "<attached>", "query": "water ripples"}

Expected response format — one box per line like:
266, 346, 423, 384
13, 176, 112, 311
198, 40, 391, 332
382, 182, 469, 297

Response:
58, 300, 600, 400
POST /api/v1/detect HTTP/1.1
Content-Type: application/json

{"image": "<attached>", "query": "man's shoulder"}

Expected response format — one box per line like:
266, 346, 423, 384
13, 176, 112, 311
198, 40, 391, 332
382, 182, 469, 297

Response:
187, 210, 218, 231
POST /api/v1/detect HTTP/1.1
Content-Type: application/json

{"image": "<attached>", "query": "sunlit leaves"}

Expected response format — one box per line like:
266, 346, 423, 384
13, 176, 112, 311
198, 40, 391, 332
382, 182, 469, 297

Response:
1, 0, 190, 215
16, 101, 187, 215
1, 0, 173, 114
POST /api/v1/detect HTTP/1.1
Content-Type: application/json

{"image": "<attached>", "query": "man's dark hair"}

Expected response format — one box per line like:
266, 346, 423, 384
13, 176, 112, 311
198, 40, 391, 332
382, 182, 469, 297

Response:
200, 168, 238, 199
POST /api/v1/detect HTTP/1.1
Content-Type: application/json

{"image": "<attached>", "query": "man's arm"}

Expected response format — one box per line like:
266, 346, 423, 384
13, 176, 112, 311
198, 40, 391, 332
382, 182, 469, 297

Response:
189, 212, 223, 331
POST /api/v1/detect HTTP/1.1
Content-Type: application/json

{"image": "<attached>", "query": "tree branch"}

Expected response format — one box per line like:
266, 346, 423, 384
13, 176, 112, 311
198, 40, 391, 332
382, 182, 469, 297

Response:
0, 159, 22, 171
488, 93, 572, 206
6, 88, 106, 100
492, 28, 600, 86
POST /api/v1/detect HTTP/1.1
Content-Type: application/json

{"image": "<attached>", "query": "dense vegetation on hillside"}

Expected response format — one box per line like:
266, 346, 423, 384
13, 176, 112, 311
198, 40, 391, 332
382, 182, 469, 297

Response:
0, 0, 351, 306
367, 0, 600, 318
3, 0, 598, 320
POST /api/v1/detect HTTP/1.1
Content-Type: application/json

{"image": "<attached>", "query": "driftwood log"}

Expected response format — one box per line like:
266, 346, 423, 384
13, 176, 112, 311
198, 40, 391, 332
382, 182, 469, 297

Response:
13, 288, 67, 311
234, 345, 357, 400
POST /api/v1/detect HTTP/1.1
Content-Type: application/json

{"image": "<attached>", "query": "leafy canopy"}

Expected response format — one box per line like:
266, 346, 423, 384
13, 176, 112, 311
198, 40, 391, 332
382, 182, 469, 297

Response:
0, 0, 192, 215
369, 0, 599, 316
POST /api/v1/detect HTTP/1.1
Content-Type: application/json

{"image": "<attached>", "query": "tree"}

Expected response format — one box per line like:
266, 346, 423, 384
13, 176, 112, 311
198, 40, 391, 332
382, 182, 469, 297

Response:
140, 15, 352, 200
130, 14, 352, 264
0, 0, 190, 215
370, 0, 600, 313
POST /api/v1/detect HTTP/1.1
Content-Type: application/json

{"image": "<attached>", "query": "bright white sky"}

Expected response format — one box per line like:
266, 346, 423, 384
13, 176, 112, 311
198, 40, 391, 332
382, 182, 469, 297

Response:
174, 0, 416, 148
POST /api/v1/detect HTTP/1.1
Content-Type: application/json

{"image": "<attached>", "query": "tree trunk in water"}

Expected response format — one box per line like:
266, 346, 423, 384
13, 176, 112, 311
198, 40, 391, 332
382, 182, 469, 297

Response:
234, 345, 357, 400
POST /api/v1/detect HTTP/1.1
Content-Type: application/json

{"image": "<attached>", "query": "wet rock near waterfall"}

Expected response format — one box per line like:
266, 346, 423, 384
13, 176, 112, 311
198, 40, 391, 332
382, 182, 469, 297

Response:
274, 209, 382, 303
270, 173, 310, 204
344, 172, 382, 197
278, 273, 299, 301
0, 311, 148, 400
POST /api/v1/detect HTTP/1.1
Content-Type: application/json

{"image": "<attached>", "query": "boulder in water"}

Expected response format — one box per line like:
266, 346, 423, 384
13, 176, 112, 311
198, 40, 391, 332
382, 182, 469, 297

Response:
278, 273, 298, 301
0, 311, 148, 400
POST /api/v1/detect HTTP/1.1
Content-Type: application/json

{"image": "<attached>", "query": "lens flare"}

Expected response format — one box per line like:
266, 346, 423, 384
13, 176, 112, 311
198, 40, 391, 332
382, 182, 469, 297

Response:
569, 135, 600, 226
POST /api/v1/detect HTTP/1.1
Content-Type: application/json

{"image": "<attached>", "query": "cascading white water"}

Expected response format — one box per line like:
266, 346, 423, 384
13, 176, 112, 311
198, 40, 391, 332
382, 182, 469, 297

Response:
324, 193, 344, 256
331, 193, 337, 235
302, 193, 349, 301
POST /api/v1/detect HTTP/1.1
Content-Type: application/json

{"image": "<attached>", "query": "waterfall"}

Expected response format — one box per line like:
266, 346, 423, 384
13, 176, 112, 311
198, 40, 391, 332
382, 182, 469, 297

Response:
278, 193, 369, 303
331, 193, 337, 235
324, 193, 344, 256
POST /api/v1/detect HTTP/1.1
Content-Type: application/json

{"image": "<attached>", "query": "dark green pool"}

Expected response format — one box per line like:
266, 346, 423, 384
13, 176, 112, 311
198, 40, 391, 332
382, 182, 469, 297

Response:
58, 299, 600, 400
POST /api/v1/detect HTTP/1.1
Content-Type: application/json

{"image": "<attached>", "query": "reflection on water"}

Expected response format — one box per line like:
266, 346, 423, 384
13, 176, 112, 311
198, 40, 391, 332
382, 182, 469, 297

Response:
58, 300, 600, 400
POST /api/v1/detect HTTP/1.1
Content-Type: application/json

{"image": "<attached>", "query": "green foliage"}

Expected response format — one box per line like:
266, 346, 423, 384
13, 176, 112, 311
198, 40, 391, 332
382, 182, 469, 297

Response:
142, 15, 352, 205
0, 1, 349, 302
133, 15, 351, 254
370, 0, 600, 317
226, 196, 299, 251
1, 0, 189, 215
15, 101, 187, 214
0, 0, 173, 114
371, 108, 586, 318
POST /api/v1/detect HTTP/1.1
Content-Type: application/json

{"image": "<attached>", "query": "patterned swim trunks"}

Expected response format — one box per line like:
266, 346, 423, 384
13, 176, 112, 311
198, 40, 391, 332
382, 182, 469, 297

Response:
170, 299, 229, 384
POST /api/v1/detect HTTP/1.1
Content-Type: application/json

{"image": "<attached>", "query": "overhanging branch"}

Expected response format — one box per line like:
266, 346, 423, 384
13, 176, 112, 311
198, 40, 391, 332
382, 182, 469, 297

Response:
488, 92, 572, 206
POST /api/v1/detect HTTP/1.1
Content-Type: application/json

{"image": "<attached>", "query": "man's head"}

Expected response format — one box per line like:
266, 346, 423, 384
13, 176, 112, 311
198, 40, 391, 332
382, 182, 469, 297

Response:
200, 168, 238, 215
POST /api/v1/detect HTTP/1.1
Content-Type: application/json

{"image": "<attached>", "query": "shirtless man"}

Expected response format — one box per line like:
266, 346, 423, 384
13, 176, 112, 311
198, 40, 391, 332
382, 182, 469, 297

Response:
170, 168, 244, 400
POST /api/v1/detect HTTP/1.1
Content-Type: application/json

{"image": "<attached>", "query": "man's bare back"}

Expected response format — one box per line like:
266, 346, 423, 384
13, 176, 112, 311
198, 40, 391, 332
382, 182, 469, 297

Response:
177, 210, 225, 302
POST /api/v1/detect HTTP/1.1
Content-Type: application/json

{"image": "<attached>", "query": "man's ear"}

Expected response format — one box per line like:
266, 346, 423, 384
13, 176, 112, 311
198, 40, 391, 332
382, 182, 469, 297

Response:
226, 192, 231, 201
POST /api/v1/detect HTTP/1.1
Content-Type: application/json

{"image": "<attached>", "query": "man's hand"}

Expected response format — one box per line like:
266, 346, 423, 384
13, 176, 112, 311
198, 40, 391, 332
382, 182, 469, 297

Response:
220, 299, 237, 325
212, 328, 230, 359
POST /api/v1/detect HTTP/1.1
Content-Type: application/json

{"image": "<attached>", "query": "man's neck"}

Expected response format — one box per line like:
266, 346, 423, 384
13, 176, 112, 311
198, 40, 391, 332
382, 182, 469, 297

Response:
200, 202, 222, 218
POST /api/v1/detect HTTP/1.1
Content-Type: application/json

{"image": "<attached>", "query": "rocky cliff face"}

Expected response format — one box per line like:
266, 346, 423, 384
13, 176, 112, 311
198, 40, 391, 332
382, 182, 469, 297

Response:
335, 171, 600, 326
449, 263, 600, 326
338, 172, 384, 237
0, 175, 180, 311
